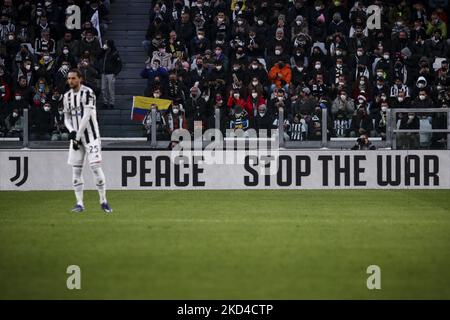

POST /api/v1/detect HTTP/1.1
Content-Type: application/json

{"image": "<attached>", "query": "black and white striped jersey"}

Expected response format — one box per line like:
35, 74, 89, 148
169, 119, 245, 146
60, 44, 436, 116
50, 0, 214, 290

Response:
63, 85, 100, 144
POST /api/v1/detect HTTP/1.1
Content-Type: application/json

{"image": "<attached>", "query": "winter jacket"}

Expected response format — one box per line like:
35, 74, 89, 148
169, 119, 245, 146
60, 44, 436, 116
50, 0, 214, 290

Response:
268, 64, 292, 88
98, 48, 122, 75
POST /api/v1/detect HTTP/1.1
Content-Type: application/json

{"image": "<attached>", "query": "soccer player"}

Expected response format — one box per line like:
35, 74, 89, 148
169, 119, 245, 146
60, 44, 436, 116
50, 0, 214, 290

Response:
63, 69, 112, 213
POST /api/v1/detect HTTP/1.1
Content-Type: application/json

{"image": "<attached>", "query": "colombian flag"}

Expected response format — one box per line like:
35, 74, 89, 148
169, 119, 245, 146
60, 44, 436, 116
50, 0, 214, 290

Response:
131, 96, 172, 122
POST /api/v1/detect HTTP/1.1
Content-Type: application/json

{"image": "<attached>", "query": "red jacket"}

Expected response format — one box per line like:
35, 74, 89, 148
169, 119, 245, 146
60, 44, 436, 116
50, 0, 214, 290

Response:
245, 96, 266, 118
227, 96, 247, 110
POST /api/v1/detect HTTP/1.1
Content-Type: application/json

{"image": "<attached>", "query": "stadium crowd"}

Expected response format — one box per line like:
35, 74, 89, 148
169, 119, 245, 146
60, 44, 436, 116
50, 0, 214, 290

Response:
141, 0, 450, 149
0, 0, 121, 141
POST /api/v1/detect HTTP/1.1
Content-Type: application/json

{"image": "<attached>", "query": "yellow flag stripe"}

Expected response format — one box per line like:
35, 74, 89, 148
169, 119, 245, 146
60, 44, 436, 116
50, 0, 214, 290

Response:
132, 96, 172, 110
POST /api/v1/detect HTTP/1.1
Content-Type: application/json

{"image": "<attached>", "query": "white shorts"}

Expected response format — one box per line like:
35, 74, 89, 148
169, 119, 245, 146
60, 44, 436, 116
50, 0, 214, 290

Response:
68, 139, 102, 167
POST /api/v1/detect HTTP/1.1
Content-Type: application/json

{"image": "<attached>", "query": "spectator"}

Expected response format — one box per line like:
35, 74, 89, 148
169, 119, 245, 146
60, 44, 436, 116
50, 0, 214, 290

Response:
79, 31, 101, 61
30, 101, 53, 140
0, 13, 15, 41
34, 28, 55, 57
398, 112, 420, 149
332, 90, 355, 119
164, 102, 188, 135
141, 59, 168, 96
287, 112, 308, 141
245, 89, 266, 119
4, 107, 23, 138
51, 104, 69, 141
253, 104, 274, 134
229, 105, 249, 131
152, 42, 172, 70
98, 39, 122, 109
207, 94, 228, 132
185, 86, 208, 131
143, 103, 168, 141
56, 31, 79, 57
268, 60, 292, 92
351, 105, 374, 137
12, 76, 33, 112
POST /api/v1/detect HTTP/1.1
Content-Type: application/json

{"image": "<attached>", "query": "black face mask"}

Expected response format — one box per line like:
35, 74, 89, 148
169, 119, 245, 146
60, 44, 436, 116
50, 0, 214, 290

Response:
1, 20, 8, 25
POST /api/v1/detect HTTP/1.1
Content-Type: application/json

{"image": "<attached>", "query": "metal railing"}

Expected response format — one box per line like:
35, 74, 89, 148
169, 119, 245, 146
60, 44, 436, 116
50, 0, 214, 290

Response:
388, 108, 450, 150
3, 106, 448, 150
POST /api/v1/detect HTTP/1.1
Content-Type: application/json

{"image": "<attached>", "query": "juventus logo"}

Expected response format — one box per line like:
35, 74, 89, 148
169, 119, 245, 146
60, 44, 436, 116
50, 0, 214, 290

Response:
9, 157, 28, 187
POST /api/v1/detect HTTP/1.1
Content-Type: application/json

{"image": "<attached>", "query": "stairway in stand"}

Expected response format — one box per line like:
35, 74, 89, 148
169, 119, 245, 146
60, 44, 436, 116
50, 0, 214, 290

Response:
97, 0, 149, 137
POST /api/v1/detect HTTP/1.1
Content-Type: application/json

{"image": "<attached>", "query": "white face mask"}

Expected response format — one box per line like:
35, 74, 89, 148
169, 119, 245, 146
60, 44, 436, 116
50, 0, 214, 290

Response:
419, 94, 426, 100
259, 112, 265, 117
15, 95, 22, 100
103, 44, 108, 50
377, 84, 383, 89
336, 64, 342, 68
63, 49, 69, 54
296, 20, 301, 26
315, 64, 321, 70
315, 6, 321, 11
376, 72, 384, 77
275, 50, 281, 55
173, 108, 179, 114
381, 96, 387, 101
251, 92, 258, 98
357, 51, 363, 56
197, 34, 204, 40
257, 20, 263, 26
340, 94, 346, 100
383, 54, 389, 60
398, 97, 404, 102
154, 93, 160, 98
8, 35, 13, 40
233, 93, 240, 99
12, 112, 18, 117
381, 106, 387, 112
44, 106, 50, 112
215, 65, 222, 70
408, 115, 415, 120
25, 64, 31, 70
251, 64, 258, 69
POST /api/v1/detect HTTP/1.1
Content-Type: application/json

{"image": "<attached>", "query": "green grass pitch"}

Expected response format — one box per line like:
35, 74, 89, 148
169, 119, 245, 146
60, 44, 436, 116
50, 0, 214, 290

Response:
1, 190, 450, 299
